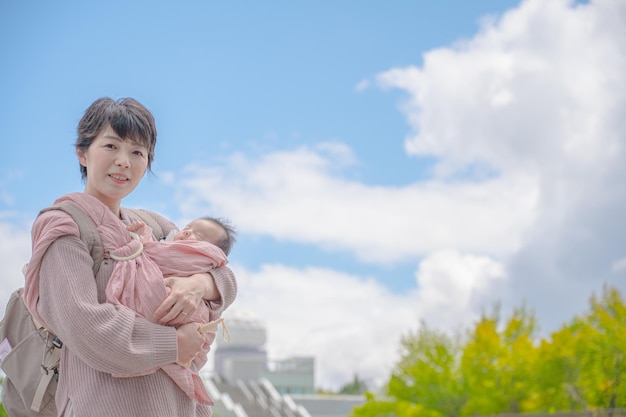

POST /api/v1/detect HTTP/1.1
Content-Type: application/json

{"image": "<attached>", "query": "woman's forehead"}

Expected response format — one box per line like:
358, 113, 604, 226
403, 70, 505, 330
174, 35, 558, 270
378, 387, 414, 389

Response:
107, 123, 153, 149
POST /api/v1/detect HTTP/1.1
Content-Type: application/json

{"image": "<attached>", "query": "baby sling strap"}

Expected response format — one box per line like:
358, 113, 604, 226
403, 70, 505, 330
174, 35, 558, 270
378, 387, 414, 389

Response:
37, 203, 165, 276
0, 202, 164, 417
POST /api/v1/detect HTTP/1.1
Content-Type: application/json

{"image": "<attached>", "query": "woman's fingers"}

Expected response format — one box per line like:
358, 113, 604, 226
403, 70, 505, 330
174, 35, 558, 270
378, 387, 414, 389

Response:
154, 294, 176, 322
176, 323, 204, 367
155, 276, 203, 323
155, 277, 199, 325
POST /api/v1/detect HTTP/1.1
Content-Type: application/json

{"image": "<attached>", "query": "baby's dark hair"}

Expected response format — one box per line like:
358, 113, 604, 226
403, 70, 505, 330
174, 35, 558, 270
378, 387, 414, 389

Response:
201, 216, 237, 255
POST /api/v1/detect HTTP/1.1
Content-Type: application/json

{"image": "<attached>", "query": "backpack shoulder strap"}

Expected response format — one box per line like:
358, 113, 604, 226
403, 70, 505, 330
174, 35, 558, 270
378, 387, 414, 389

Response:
124, 208, 165, 241
38, 205, 165, 269
39, 202, 104, 276
13, 203, 104, 414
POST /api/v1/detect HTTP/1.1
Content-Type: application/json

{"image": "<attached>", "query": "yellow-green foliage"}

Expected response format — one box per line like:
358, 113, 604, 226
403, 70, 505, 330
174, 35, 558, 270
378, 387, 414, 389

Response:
352, 285, 626, 417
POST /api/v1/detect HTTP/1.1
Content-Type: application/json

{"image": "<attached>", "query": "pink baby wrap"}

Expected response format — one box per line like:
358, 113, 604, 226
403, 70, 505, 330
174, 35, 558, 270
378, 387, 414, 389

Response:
24, 192, 227, 405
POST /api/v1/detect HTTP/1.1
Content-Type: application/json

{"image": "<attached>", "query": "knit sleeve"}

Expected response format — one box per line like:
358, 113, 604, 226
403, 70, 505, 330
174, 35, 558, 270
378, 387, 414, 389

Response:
207, 265, 238, 318
37, 233, 179, 375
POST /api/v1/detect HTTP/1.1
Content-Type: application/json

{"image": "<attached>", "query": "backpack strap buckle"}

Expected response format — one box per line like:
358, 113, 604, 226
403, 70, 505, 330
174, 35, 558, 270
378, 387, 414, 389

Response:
52, 335, 63, 349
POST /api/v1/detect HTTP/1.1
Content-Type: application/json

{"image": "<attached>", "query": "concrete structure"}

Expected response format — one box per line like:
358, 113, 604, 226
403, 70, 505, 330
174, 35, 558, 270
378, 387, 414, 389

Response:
206, 311, 364, 417
213, 312, 269, 383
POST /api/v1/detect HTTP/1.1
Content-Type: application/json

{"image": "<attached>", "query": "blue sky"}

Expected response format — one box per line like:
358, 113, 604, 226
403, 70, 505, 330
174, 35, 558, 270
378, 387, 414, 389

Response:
2, 0, 624, 391
1, 0, 519, 293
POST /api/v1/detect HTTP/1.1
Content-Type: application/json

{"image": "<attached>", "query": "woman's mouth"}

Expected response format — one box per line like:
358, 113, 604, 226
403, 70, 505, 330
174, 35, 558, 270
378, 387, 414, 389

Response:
109, 174, 129, 184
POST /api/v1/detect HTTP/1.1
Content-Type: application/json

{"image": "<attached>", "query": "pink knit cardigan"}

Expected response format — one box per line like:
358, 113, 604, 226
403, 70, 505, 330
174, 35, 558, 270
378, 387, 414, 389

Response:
24, 192, 228, 405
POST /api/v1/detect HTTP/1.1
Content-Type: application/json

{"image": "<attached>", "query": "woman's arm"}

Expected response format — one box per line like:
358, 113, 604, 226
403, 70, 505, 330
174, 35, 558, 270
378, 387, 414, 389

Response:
154, 266, 237, 325
37, 234, 180, 375
153, 273, 213, 325
206, 265, 238, 316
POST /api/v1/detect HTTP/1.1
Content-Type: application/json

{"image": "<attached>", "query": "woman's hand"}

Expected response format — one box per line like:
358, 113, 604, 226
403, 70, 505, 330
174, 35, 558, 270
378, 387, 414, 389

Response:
175, 322, 204, 368
154, 273, 217, 326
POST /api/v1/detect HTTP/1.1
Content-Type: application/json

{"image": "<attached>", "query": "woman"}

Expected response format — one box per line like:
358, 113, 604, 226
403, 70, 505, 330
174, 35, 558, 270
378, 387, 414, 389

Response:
23, 97, 237, 417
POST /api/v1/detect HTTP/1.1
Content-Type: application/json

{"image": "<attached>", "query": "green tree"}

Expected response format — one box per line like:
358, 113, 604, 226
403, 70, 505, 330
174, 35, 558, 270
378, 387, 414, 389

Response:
353, 323, 464, 417
351, 285, 626, 417
460, 304, 540, 416
533, 285, 626, 410
339, 374, 369, 395
353, 392, 440, 417
565, 285, 626, 408
534, 324, 587, 411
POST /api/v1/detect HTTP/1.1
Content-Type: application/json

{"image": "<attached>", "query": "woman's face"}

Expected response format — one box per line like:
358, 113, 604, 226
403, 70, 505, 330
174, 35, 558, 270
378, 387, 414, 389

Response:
77, 124, 149, 213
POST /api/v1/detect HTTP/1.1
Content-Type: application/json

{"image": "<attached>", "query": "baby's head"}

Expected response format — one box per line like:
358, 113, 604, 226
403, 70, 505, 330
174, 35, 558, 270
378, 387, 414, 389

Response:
174, 217, 237, 255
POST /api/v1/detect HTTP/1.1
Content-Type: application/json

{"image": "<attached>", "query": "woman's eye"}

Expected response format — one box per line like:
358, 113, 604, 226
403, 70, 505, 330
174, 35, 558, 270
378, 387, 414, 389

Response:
133, 150, 145, 157
104, 143, 116, 149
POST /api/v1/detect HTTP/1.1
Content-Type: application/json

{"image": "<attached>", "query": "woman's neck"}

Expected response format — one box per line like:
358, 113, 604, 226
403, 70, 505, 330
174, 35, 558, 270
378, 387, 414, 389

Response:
83, 190, 122, 218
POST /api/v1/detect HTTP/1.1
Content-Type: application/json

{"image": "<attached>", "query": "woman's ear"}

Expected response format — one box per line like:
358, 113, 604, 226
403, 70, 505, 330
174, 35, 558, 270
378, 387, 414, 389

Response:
76, 147, 87, 167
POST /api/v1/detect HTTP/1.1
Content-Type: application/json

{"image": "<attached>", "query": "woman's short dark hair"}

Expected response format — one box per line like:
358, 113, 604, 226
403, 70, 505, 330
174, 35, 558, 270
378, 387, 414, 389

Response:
75, 97, 157, 180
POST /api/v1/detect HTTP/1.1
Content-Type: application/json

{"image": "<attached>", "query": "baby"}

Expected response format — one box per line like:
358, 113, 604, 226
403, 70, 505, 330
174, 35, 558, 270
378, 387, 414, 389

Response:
131, 216, 235, 249
168, 217, 235, 253
123, 216, 236, 310
106, 216, 237, 405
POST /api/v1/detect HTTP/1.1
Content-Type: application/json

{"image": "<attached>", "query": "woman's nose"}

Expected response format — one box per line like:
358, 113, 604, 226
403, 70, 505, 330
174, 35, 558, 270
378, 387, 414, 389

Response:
115, 154, 130, 168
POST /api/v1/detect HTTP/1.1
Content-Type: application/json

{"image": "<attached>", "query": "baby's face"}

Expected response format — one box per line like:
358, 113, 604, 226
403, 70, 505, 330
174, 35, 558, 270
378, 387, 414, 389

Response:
174, 219, 224, 245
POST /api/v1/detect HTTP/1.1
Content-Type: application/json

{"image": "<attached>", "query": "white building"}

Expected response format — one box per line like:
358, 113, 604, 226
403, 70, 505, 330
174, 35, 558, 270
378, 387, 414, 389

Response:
205, 311, 365, 417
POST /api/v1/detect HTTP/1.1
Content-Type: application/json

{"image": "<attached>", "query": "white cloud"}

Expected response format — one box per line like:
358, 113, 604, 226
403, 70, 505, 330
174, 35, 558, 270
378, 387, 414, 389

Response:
172, 0, 626, 388
0, 173, 25, 206
414, 249, 507, 329
354, 79, 370, 93
378, 0, 625, 181
314, 142, 357, 167
373, 0, 626, 329
175, 148, 538, 264
219, 256, 504, 391
0, 220, 32, 311
158, 171, 176, 185
611, 257, 626, 272
231, 264, 414, 390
